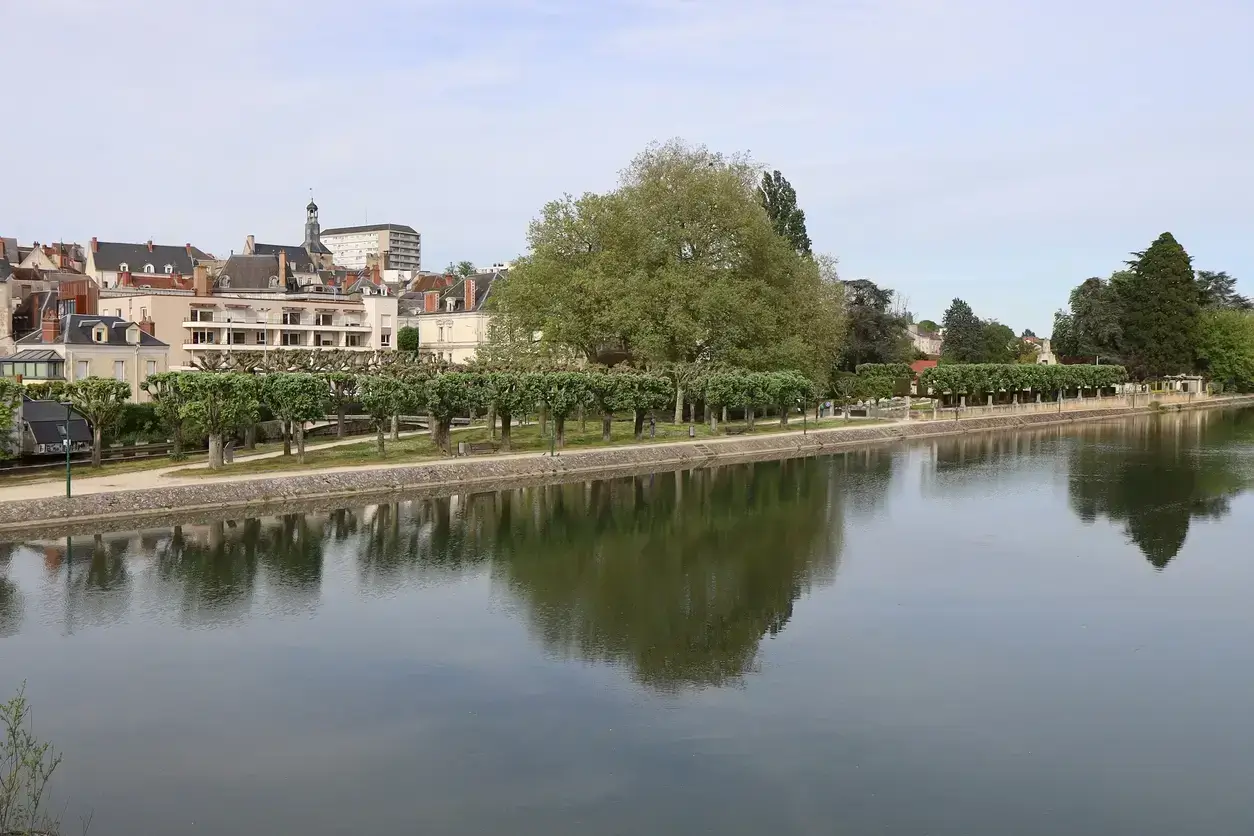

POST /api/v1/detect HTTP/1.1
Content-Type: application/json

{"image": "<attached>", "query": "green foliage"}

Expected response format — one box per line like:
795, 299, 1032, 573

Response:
68, 377, 131, 466
1196, 270, 1250, 311
1195, 309, 1254, 392
357, 375, 407, 424
981, 321, 1018, 364
0, 379, 22, 459
1052, 275, 1124, 360
396, 326, 420, 353
756, 169, 812, 256
917, 319, 939, 333
0, 685, 62, 835
839, 279, 911, 370
108, 402, 161, 444
940, 298, 984, 363
919, 364, 1128, 396
490, 140, 844, 383
1120, 232, 1199, 378
141, 372, 191, 457
262, 373, 331, 424
22, 381, 68, 401
855, 363, 913, 379
179, 373, 260, 438
446, 260, 476, 278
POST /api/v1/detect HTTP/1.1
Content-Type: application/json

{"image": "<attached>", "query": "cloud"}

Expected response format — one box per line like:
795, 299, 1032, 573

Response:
1, 0, 1251, 332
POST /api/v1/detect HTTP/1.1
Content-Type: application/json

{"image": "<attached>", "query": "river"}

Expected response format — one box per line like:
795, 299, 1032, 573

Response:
3, 408, 1254, 835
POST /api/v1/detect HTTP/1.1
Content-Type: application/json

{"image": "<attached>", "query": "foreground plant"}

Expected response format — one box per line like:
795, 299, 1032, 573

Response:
0, 685, 62, 835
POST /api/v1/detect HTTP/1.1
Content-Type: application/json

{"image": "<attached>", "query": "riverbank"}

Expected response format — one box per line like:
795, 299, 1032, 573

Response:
2, 395, 1251, 536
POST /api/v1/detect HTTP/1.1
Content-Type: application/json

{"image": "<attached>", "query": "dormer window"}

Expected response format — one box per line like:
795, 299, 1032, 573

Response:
143, 264, 155, 273
118, 262, 129, 273
126, 326, 140, 345
269, 276, 280, 288
220, 276, 231, 288
164, 264, 174, 274
93, 325, 108, 343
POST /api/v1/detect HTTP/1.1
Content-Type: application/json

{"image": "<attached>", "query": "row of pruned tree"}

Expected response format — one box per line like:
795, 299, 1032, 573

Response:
918, 363, 1128, 400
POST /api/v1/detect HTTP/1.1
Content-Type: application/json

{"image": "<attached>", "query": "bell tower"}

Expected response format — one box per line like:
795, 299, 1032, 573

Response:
304, 195, 321, 252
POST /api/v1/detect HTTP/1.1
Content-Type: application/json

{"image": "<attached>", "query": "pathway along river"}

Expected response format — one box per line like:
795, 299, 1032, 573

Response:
4, 407, 1254, 835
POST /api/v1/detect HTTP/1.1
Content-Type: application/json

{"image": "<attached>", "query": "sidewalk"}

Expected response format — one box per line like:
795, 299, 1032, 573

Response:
0, 417, 903, 504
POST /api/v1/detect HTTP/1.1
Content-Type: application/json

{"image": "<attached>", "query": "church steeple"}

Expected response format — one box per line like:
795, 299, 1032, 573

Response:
304, 194, 321, 251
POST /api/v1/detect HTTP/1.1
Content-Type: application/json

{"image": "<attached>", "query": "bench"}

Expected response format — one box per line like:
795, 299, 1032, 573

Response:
464, 441, 498, 456
723, 426, 749, 436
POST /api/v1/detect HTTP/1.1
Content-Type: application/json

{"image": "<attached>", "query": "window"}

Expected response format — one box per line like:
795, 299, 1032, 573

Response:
164, 264, 174, 274
281, 331, 302, 346
76, 360, 89, 379
143, 264, 154, 273
345, 334, 362, 348
381, 314, 392, 328
229, 331, 246, 345
115, 308, 123, 317
93, 325, 107, 343
118, 262, 129, 273
314, 333, 334, 346
191, 330, 215, 344
114, 360, 126, 381
220, 276, 231, 288
282, 312, 301, 325
146, 360, 157, 375
381, 333, 391, 347
316, 313, 333, 326
140, 307, 147, 319
190, 309, 214, 322
257, 331, 267, 345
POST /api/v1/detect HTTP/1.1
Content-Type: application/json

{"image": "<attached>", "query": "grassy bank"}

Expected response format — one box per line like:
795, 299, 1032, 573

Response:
170, 415, 880, 477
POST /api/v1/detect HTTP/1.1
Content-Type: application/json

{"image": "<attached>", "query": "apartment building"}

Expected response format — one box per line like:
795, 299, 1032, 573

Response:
101, 272, 398, 370
84, 237, 211, 289
321, 223, 422, 272
398, 270, 502, 364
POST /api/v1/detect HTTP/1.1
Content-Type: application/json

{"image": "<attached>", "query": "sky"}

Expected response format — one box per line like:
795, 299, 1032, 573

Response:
2, 0, 1251, 334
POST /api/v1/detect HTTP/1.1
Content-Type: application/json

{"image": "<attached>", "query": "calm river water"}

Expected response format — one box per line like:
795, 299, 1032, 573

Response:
4, 409, 1254, 835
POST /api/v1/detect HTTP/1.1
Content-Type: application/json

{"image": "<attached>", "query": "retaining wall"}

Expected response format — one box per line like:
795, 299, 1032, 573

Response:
2, 395, 1251, 536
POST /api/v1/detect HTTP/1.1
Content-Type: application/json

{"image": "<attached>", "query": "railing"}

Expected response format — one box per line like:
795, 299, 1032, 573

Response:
909, 390, 1212, 421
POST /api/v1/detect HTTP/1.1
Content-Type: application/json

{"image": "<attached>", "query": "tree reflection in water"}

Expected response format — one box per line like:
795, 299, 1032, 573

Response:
1068, 410, 1254, 569
155, 521, 262, 626
0, 543, 20, 637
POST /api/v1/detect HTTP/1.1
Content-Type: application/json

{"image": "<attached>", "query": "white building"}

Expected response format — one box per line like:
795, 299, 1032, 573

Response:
321, 223, 421, 272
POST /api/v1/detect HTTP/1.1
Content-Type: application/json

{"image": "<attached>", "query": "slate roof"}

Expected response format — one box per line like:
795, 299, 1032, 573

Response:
252, 243, 315, 272
0, 257, 10, 281
217, 254, 284, 291
22, 399, 93, 445
399, 270, 503, 314
0, 238, 18, 262
321, 222, 419, 236
92, 241, 209, 274
16, 314, 167, 347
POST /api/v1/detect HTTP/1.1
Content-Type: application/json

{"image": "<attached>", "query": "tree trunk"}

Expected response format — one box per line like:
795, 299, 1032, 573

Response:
780, 404, 789, 427
674, 386, 684, 424
579, 405, 586, 433
539, 405, 548, 438
92, 425, 102, 468
602, 412, 613, 442
709, 408, 718, 433
500, 412, 512, 451
170, 425, 185, 461
747, 407, 755, 431
337, 401, 346, 437
282, 421, 292, 456
488, 405, 497, 440
296, 422, 306, 464
391, 412, 400, 442
438, 420, 453, 454
244, 424, 256, 451
376, 424, 385, 456
555, 416, 566, 449
700, 401, 707, 425
633, 409, 645, 441
208, 434, 223, 470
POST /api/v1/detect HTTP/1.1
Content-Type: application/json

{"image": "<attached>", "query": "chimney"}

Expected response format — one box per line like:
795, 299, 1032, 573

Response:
138, 316, 156, 338
424, 290, 438, 313
464, 278, 476, 311
41, 308, 60, 343
246, 234, 255, 254
193, 264, 211, 297
119, 270, 132, 287
91, 236, 98, 253
278, 250, 287, 286
185, 243, 193, 258
147, 240, 154, 253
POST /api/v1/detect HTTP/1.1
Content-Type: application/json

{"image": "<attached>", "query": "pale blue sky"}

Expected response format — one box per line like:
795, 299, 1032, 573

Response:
3, 0, 1251, 333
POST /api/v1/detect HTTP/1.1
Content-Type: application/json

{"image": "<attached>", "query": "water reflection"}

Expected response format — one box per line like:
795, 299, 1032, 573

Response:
1068, 410, 1254, 569
0, 544, 20, 637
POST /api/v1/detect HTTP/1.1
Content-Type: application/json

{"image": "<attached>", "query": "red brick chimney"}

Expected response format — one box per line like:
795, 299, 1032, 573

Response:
90, 236, 98, 253
147, 240, 154, 253
138, 316, 156, 337
193, 264, 211, 297
278, 250, 287, 286
185, 243, 193, 258
41, 308, 60, 343
424, 290, 438, 313
464, 278, 476, 311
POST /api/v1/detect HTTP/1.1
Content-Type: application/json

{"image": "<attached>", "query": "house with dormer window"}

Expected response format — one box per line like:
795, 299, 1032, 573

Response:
7, 312, 169, 400
84, 237, 211, 289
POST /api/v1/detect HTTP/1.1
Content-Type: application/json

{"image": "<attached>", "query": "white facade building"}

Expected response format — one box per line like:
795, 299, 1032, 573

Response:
321, 224, 421, 272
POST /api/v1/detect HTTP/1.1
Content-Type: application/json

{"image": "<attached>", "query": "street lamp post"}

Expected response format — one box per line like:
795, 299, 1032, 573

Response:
62, 400, 72, 498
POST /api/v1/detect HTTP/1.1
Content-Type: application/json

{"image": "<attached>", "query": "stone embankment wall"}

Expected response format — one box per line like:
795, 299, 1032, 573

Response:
2, 396, 1252, 536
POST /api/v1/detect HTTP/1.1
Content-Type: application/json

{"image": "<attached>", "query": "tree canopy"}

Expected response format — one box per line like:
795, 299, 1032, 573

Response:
1119, 233, 1199, 378
837, 279, 910, 371
68, 377, 131, 467
756, 170, 812, 257
940, 298, 984, 363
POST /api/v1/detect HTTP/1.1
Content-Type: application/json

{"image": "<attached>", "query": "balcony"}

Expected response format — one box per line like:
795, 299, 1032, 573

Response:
181, 320, 370, 330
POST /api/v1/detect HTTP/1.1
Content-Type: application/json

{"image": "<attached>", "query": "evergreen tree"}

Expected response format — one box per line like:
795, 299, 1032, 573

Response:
836, 279, 911, 371
756, 170, 812, 256
1196, 270, 1251, 310
940, 298, 983, 363
1119, 233, 1199, 378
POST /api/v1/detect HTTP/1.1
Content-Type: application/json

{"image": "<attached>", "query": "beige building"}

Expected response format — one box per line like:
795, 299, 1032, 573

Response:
101, 271, 398, 370
398, 270, 501, 364
907, 322, 943, 357
84, 238, 209, 289
321, 223, 422, 272
3, 312, 169, 400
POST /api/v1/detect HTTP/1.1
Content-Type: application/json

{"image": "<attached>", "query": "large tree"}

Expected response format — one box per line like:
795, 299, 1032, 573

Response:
837, 279, 911, 370
179, 373, 259, 469
756, 170, 812, 256
940, 298, 984, 363
1051, 275, 1124, 361
262, 374, 330, 464
68, 378, 131, 468
1196, 270, 1251, 311
1195, 309, 1254, 391
1119, 233, 1199, 378
491, 141, 844, 389
981, 321, 1018, 364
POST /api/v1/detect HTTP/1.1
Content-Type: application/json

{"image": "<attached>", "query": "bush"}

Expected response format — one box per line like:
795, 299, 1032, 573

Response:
0, 685, 63, 834
107, 402, 161, 444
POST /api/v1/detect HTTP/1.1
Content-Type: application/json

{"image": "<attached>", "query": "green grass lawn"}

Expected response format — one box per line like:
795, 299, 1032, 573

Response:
170, 414, 881, 478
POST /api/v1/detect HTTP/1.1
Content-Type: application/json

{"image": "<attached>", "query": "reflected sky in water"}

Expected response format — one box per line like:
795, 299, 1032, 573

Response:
3, 409, 1254, 835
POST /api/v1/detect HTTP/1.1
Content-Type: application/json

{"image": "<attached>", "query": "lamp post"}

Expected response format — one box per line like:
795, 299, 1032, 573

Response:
62, 399, 72, 498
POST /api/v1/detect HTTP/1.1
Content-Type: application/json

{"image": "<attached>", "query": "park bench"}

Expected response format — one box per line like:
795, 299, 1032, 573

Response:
723, 426, 749, 436
463, 441, 499, 456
